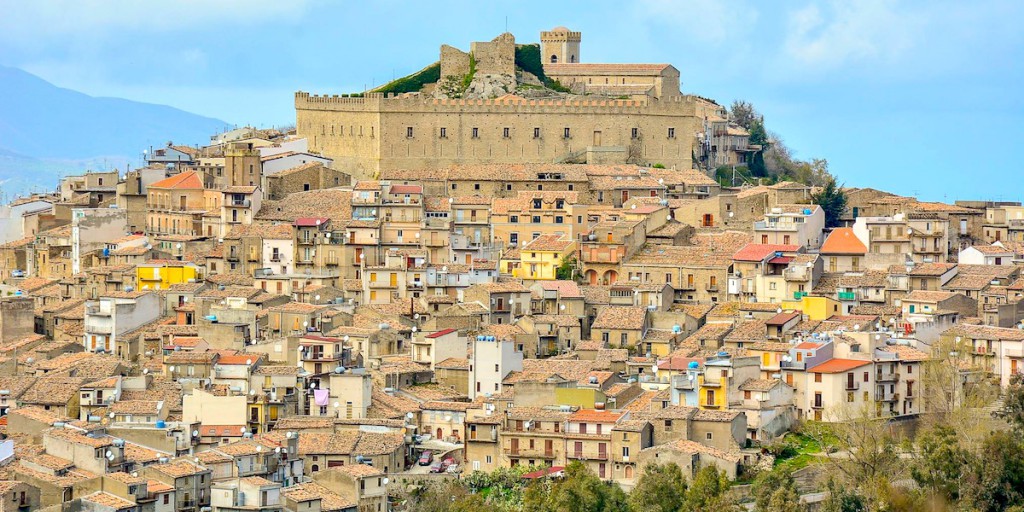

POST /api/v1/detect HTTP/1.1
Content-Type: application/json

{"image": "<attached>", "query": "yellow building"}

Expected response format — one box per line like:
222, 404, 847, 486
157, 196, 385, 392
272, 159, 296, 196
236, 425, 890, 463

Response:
781, 295, 842, 321
137, 261, 200, 290
518, 234, 576, 281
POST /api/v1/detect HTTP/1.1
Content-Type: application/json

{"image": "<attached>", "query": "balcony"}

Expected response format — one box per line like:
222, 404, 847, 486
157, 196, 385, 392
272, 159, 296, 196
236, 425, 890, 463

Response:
229, 199, 251, 207
838, 291, 857, 301
811, 402, 824, 410
793, 291, 808, 300
875, 390, 900, 402
504, 447, 557, 459
784, 267, 809, 282
270, 256, 282, 262
85, 323, 113, 335
974, 346, 996, 356
876, 371, 900, 382
845, 380, 860, 391
227, 254, 240, 262
238, 463, 268, 476
569, 451, 609, 461
705, 283, 719, 292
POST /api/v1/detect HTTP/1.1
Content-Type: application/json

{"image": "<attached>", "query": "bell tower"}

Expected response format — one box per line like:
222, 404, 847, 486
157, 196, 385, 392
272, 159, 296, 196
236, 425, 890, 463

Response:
540, 26, 581, 66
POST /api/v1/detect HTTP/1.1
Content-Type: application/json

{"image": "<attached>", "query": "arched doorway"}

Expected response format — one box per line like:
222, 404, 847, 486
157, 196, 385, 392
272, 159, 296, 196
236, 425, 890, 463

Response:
624, 465, 634, 479
436, 427, 443, 439
603, 270, 618, 285
550, 55, 558, 63
585, 269, 598, 285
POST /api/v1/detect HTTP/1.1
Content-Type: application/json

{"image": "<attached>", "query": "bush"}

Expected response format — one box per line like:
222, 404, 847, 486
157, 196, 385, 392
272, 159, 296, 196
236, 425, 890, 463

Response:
515, 44, 546, 81
371, 62, 441, 95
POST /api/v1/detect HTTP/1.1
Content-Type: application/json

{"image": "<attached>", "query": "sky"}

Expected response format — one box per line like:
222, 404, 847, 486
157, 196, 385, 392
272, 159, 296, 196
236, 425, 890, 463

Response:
1, 0, 1022, 201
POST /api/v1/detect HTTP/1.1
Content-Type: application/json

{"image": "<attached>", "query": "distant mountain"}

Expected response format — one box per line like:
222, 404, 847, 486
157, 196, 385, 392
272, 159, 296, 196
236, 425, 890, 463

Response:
0, 65, 228, 193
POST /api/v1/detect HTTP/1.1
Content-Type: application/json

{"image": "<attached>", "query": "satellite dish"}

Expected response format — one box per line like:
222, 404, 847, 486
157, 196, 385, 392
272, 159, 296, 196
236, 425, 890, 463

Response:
411, 326, 418, 332
406, 412, 414, 420
105, 450, 112, 458
168, 366, 175, 372
241, 427, 247, 434
131, 472, 138, 477
250, 389, 256, 396
853, 324, 860, 330
275, 447, 281, 453
310, 382, 317, 389
343, 335, 350, 342
143, 368, 149, 375
193, 430, 200, 437
315, 295, 321, 301
383, 477, 389, 485
246, 359, 252, 365
109, 412, 116, 418
651, 365, 659, 373
256, 445, 263, 452
334, 402, 340, 408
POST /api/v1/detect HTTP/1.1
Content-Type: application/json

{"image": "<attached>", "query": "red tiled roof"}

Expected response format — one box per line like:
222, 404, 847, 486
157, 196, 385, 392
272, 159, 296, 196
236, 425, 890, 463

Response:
766, 311, 801, 326
821, 228, 867, 255
150, 171, 203, 190
425, 328, 457, 339
568, 409, 624, 423
294, 217, 329, 227
389, 184, 422, 195
733, 243, 801, 262
808, 358, 871, 373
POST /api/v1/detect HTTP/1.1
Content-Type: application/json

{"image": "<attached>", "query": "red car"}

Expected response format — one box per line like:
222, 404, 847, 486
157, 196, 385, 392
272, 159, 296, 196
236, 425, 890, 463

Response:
417, 450, 433, 466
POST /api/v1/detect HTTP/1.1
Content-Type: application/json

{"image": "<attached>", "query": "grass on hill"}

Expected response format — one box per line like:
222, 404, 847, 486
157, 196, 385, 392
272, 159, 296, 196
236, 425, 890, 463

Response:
369, 62, 441, 95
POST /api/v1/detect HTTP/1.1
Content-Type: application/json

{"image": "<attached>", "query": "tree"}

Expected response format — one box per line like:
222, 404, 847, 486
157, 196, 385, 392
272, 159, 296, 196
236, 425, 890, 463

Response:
994, 372, 1024, 433
556, 255, 578, 281
911, 425, 973, 503
752, 468, 805, 512
683, 465, 739, 512
960, 431, 1024, 512
524, 461, 627, 512
803, 406, 902, 511
819, 479, 866, 512
628, 463, 686, 512
729, 100, 759, 129
810, 176, 847, 228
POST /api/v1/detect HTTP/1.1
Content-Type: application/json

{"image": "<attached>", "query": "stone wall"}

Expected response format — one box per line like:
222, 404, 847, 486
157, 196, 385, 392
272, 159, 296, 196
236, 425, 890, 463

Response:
470, 33, 516, 76
439, 44, 470, 79
296, 93, 700, 180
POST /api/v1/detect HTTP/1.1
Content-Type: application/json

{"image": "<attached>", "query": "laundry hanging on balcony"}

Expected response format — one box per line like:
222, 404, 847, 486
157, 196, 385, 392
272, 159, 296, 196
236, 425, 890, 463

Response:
314, 388, 330, 406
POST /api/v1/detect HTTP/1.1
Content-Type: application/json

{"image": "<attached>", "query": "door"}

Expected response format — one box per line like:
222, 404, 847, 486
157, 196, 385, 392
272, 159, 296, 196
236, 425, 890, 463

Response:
621, 190, 629, 204
465, 254, 472, 265
390, 273, 397, 287
593, 131, 602, 146
437, 428, 443, 439
510, 438, 519, 456
574, 441, 583, 458
545, 439, 553, 457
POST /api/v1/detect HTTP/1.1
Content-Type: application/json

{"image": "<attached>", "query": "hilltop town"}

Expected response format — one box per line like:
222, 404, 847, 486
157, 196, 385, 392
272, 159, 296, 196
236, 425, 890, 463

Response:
0, 27, 1022, 512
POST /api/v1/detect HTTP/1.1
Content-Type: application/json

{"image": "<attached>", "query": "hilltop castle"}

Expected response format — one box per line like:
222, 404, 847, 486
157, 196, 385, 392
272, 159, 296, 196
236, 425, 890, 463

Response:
296, 27, 711, 180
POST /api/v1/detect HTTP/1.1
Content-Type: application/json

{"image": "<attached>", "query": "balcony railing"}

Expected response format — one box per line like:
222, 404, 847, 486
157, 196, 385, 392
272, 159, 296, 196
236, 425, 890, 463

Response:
845, 380, 860, 391
569, 451, 608, 461
838, 291, 857, 301
876, 371, 900, 382
504, 447, 556, 458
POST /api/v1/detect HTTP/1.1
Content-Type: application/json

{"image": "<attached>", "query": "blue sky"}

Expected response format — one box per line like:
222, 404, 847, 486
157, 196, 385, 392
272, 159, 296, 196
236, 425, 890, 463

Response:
1, 0, 1022, 201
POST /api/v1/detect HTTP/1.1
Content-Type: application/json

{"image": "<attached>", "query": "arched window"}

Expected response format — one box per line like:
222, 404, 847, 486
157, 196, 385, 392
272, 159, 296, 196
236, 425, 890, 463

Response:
625, 465, 634, 479
550, 55, 558, 63
311, 464, 319, 472
570, 55, 576, 63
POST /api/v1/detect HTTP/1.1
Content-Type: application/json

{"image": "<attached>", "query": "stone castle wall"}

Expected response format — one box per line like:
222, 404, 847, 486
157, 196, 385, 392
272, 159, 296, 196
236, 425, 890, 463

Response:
295, 93, 700, 180
469, 33, 516, 76
439, 45, 470, 79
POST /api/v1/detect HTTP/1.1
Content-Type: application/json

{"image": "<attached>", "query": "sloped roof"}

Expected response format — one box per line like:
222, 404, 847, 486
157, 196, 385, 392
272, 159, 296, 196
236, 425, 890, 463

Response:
821, 228, 866, 255
149, 171, 203, 190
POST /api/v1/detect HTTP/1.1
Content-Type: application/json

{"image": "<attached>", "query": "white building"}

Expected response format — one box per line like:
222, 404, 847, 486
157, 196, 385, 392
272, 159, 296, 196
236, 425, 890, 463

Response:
753, 204, 825, 250
71, 207, 128, 274
262, 235, 295, 275
469, 334, 523, 399
83, 291, 161, 354
958, 243, 1015, 266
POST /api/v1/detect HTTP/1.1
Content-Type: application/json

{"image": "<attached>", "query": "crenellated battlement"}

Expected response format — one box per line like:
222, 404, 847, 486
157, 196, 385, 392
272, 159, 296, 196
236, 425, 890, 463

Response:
295, 91, 697, 114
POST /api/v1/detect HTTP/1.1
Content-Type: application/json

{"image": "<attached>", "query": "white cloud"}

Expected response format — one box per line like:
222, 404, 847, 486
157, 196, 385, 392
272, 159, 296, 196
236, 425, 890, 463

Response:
633, 0, 759, 44
0, 0, 312, 45
781, 0, 920, 72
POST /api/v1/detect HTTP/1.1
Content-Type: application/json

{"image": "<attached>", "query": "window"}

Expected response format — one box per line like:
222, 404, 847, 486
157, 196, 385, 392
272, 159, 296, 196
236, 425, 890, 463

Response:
406, 127, 414, 138
631, 128, 638, 139
503, 127, 510, 138
668, 128, 675, 138
664, 420, 672, 432
533, 127, 541, 138
620, 333, 627, 344
533, 199, 543, 209
532, 216, 541, 223
510, 215, 519, 223
563, 127, 571, 139
555, 216, 564, 224
814, 373, 822, 383
474, 183, 481, 191
440, 127, 447, 138
472, 127, 479, 138
706, 432, 713, 440
506, 183, 513, 191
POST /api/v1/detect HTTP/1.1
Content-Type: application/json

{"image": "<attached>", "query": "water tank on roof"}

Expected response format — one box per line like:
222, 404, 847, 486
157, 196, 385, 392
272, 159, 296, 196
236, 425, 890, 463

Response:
803, 209, 812, 215
102, 248, 110, 258
155, 420, 166, 429
717, 351, 729, 357
672, 325, 682, 333
688, 361, 699, 369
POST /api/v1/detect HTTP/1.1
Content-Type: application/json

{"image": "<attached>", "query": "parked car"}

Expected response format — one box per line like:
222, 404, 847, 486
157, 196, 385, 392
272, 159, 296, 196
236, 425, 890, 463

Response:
429, 461, 445, 473
441, 457, 455, 471
417, 450, 433, 466
10, 270, 24, 278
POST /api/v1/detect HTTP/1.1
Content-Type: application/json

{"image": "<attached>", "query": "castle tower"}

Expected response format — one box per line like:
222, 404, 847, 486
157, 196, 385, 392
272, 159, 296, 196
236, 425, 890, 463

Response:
224, 142, 262, 187
540, 26, 581, 65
